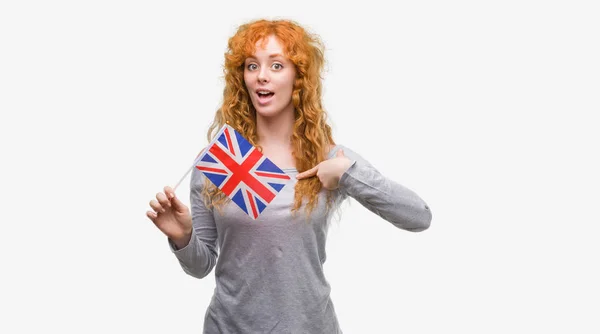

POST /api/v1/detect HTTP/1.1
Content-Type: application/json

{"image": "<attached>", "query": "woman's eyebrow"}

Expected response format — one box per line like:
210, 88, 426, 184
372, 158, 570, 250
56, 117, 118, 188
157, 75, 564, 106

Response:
247, 53, 285, 59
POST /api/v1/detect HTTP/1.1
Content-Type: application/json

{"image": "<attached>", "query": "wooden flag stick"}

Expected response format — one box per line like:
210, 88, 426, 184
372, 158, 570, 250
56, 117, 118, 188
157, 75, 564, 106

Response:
173, 163, 195, 192
174, 122, 225, 191
173, 148, 206, 191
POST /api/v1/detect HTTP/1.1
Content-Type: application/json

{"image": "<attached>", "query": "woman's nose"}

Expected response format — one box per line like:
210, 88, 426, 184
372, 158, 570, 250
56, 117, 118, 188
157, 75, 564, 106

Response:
257, 68, 269, 83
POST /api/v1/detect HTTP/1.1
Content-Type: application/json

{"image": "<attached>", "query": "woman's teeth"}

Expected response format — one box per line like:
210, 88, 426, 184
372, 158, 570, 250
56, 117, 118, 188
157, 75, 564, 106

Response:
256, 91, 275, 104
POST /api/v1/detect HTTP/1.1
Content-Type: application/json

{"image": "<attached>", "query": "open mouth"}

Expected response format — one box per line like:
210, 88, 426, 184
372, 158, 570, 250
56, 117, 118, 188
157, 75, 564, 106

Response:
256, 90, 275, 104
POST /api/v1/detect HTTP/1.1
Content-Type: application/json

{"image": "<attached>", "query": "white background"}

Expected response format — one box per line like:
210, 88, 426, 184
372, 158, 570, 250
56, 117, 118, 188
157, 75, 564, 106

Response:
1, 1, 599, 333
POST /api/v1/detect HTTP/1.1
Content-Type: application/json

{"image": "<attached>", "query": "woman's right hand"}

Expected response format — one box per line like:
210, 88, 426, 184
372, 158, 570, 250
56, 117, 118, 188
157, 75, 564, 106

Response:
146, 186, 192, 248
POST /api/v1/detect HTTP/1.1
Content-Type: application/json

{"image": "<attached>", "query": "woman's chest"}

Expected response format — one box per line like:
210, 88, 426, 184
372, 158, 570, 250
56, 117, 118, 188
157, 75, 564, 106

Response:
212, 182, 337, 233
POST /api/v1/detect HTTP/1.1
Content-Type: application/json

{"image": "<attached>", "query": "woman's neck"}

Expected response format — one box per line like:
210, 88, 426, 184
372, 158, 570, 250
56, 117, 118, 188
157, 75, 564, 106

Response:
256, 109, 295, 148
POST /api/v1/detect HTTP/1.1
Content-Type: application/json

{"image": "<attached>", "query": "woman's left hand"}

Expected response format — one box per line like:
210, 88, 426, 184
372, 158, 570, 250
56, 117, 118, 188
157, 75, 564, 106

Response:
295, 149, 354, 190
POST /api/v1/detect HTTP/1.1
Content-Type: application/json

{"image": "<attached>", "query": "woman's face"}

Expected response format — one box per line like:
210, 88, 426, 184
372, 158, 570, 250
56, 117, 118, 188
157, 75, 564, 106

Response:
244, 35, 297, 118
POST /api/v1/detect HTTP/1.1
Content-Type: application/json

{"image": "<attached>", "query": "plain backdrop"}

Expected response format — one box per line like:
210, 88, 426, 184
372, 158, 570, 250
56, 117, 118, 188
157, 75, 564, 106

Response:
1, 1, 599, 333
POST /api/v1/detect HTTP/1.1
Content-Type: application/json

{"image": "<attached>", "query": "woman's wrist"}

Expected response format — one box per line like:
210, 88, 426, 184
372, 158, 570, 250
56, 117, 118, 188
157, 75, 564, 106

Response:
173, 230, 192, 249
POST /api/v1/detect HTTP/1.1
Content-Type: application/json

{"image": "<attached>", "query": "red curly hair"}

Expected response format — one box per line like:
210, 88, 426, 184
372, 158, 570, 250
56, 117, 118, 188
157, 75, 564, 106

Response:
202, 18, 337, 219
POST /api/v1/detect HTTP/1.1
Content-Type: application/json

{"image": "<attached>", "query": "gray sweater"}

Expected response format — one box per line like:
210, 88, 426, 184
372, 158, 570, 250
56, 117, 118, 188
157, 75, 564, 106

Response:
168, 145, 432, 333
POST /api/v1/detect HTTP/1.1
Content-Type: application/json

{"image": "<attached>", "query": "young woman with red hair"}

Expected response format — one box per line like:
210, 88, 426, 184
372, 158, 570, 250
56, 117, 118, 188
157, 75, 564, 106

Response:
146, 18, 432, 333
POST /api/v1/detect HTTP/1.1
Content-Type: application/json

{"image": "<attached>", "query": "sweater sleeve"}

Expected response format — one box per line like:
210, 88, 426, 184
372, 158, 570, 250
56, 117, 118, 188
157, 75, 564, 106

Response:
166, 167, 219, 279
336, 145, 432, 232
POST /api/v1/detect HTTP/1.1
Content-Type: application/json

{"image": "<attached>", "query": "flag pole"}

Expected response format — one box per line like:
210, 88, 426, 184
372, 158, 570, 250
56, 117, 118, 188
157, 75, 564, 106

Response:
173, 148, 206, 191
173, 163, 195, 192
173, 122, 225, 191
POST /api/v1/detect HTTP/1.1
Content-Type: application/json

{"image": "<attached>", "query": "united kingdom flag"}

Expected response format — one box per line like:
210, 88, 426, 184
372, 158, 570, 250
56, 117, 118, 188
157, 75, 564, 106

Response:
194, 124, 292, 220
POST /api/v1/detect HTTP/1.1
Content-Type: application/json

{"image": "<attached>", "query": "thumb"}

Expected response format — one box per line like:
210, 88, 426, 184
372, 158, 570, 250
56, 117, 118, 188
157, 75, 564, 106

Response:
169, 193, 187, 213
336, 148, 345, 157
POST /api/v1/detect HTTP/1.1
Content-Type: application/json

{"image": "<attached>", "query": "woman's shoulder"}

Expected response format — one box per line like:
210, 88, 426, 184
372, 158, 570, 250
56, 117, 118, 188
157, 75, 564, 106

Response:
326, 144, 338, 158
326, 143, 349, 158
326, 143, 366, 164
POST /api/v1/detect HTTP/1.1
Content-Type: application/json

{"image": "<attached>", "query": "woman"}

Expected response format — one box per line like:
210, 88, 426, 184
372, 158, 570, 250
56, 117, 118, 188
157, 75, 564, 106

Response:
146, 18, 432, 333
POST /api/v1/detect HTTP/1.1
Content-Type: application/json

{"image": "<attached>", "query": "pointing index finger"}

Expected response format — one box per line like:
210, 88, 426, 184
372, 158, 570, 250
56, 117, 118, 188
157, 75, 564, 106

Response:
296, 165, 318, 179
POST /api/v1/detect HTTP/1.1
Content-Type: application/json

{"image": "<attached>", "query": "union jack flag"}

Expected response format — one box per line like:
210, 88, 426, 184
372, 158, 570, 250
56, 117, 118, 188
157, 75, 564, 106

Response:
195, 124, 292, 220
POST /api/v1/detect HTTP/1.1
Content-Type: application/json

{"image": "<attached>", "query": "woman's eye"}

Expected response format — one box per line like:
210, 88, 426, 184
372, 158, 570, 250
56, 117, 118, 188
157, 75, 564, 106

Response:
247, 63, 282, 70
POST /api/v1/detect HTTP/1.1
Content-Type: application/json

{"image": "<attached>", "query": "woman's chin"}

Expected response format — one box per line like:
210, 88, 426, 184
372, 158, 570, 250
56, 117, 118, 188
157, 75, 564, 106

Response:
253, 101, 295, 119
255, 106, 281, 118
